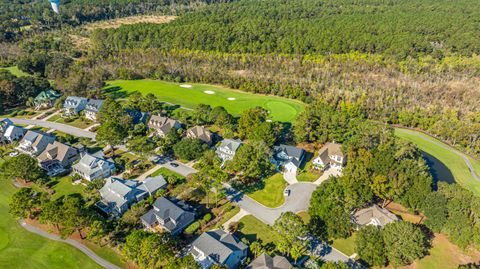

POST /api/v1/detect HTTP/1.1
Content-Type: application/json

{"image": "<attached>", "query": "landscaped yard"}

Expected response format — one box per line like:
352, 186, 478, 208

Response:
47, 114, 94, 129
331, 232, 357, 257
297, 211, 311, 224
395, 128, 480, 197
297, 169, 321, 182
150, 167, 184, 180
0, 180, 103, 269
247, 173, 287, 208
236, 215, 281, 244
410, 234, 480, 269
104, 79, 305, 123
0, 66, 30, 77
48, 176, 87, 199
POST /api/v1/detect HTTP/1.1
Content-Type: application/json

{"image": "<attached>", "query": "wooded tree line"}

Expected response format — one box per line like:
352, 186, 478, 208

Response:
0, 0, 232, 42
92, 0, 480, 59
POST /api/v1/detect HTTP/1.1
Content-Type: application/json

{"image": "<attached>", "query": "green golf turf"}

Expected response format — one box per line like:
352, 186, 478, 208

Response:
395, 128, 480, 197
0, 66, 30, 77
104, 79, 305, 122
0, 180, 103, 269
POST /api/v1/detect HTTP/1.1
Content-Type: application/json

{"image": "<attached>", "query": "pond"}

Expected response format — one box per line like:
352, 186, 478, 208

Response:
421, 151, 455, 187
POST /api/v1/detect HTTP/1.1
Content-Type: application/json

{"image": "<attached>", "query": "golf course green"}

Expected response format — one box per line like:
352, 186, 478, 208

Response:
395, 128, 480, 196
0, 181, 103, 269
105, 80, 305, 123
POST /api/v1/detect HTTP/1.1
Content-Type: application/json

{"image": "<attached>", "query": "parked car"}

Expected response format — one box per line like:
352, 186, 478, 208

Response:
169, 162, 179, 167
283, 189, 291, 196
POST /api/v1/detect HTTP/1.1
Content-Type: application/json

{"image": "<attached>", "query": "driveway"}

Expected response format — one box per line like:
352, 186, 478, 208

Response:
313, 167, 342, 185
4, 118, 96, 139
283, 171, 298, 184
160, 161, 197, 177
225, 182, 316, 226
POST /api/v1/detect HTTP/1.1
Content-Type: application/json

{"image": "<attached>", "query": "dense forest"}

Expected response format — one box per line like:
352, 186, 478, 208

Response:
92, 0, 480, 59
0, 0, 232, 42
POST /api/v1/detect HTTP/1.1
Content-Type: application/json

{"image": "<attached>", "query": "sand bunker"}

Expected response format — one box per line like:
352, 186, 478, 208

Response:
227, 97, 236, 101
180, 84, 192, 88
204, 90, 215, 94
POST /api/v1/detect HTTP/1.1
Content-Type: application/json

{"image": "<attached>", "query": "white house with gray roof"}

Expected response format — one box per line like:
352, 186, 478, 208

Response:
73, 152, 115, 181
215, 139, 243, 162
191, 229, 248, 269
63, 96, 88, 116
272, 144, 305, 173
247, 253, 292, 269
353, 205, 399, 229
97, 176, 167, 216
84, 99, 104, 121
140, 197, 195, 235
17, 130, 56, 156
0, 119, 25, 143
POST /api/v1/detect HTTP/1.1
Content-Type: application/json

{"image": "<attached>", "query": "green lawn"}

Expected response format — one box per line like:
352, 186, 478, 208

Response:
395, 128, 480, 196
150, 167, 184, 180
104, 79, 305, 122
236, 215, 281, 244
1, 66, 30, 77
48, 176, 86, 200
331, 232, 357, 257
0, 180, 103, 269
47, 114, 94, 129
297, 211, 311, 224
247, 173, 286, 208
297, 169, 321, 182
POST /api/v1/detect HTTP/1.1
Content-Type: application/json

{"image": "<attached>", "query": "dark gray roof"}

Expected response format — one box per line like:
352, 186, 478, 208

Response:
126, 109, 150, 124
192, 230, 247, 264
85, 99, 104, 113
248, 253, 292, 269
274, 144, 304, 160
141, 197, 194, 232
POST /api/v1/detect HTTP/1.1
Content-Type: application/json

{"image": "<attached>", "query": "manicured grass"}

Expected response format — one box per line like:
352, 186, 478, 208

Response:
297, 211, 311, 224
214, 205, 241, 229
47, 114, 93, 129
0, 180, 103, 269
104, 79, 305, 122
84, 242, 125, 268
247, 173, 287, 208
48, 176, 86, 200
150, 167, 184, 180
331, 232, 357, 256
395, 128, 480, 197
297, 169, 321, 182
413, 234, 480, 269
0, 66, 30, 77
236, 215, 281, 244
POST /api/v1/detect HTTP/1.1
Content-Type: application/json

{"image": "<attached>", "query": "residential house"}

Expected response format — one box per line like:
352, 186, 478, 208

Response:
190, 229, 248, 269
17, 131, 56, 156
215, 139, 242, 162
84, 99, 104, 121
313, 142, 345, 170
353, 205, 399, 228
0, 119, 25, 143
63, 96, 88, 116
37, 141, 80, 176
126, 109, 150, 124
272, 144, 305, 173
33, 90, 61, 110
97, 176, 167, 216
247, 253, 292, 269
72, 152, 115, 181
187, 126, 213, 145
140, 197, 195, 235
148, 115, 182, 137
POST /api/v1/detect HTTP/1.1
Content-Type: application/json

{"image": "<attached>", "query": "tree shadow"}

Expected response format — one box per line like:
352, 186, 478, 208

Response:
103, 86, 128, 99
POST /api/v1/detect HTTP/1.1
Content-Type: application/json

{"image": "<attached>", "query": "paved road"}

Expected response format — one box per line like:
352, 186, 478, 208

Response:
225, 182, 316, 226
19, 219, 120, 269
4, 118, 96, 139
161, 161, 197, 177
399, 128, 480, 181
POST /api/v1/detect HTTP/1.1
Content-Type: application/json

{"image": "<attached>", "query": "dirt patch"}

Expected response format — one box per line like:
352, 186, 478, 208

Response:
84, 15, 176, 31
385, 202, 424, 224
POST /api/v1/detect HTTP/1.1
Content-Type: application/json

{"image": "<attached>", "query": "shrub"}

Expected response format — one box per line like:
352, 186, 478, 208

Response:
184, 221, 201, 235
203, 213, 212, 222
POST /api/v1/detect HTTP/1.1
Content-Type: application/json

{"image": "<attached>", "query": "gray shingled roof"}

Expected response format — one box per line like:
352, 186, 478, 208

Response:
64, 96, 87, 109
85, 99, 104, 113
137, 175, 167, 193
192, 230, 247, 265
274, 144, 304, 160
219, 139, 243, 152
248, 253, 292, 269
141, 197, 194, 232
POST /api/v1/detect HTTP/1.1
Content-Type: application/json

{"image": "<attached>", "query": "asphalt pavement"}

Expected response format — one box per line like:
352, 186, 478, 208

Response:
4, 118, 96, 139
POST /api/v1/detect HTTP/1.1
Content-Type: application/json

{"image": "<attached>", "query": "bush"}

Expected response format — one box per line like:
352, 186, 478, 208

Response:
203, 213, 212, 222
184, 221, 201, 235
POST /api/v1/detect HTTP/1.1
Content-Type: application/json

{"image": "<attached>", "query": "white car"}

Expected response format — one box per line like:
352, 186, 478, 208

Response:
283, 189, 291, 197
9, 151, 19, 157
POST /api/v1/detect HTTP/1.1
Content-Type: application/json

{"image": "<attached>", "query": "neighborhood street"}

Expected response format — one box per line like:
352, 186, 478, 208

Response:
4, 118, 96, 139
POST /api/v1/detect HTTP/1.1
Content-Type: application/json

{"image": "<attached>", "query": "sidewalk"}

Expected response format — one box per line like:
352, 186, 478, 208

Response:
222, 209, 250, 231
